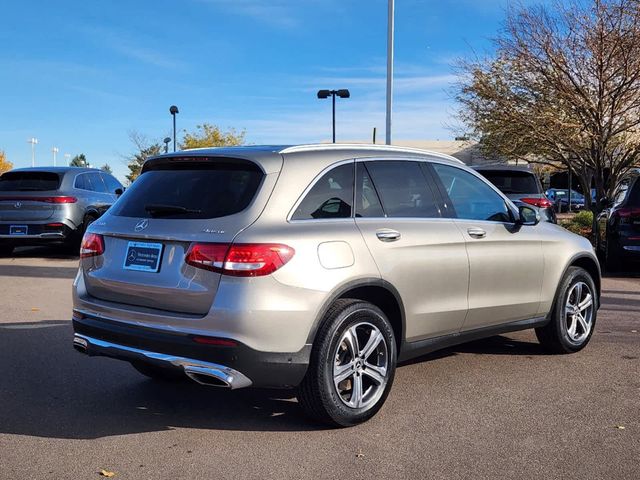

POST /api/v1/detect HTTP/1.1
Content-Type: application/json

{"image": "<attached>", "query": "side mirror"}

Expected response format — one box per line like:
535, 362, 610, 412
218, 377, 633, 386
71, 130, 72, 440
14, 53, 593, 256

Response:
517, 205, 540, 226
114, 188, 124, 196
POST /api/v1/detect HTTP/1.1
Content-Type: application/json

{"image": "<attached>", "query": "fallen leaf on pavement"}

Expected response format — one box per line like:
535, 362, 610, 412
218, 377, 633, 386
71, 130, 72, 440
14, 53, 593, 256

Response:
615, 425, 625, 430
99, 469, 116, 477
30, 308, 40, 312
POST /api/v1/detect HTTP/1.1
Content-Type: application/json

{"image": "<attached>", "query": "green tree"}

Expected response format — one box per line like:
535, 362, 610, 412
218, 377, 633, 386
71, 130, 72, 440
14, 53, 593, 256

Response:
100, 164, 113, 174
69, 154, 87, 167
180, 124, 245, 149
126, 132, 162, 184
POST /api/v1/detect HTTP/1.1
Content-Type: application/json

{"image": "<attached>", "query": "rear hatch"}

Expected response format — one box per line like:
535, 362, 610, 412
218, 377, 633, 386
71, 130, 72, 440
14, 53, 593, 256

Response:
82, 156, 278, 315
477, 169, 551, 208
0, 171, 64, 221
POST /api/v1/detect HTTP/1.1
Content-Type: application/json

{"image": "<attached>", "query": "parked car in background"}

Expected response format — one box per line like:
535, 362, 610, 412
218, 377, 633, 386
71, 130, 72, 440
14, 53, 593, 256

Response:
473, 165, 556, 223
72, 144, 600, 427
546, 188, 586, 212
0, 167, 123, 256
595, 170, 640, 271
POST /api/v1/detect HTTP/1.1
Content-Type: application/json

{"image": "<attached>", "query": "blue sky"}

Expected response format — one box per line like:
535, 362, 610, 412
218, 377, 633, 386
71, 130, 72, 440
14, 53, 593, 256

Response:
1, 0, 522, 181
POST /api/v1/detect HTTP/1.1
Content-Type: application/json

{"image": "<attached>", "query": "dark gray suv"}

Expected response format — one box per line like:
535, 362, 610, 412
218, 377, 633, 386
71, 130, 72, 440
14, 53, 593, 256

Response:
0, 167, 123, 255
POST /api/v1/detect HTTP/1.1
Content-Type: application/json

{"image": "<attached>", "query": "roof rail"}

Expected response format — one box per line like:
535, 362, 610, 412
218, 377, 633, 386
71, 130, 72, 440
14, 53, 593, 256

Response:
278, 143, 463, 164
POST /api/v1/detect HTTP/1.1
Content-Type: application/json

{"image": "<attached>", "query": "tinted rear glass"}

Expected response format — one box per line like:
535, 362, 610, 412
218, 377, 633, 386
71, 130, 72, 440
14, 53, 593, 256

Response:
111, 162, 263, 219
292, 163, 354, 220
0, 171, 61, 191
479, 170, 540, 194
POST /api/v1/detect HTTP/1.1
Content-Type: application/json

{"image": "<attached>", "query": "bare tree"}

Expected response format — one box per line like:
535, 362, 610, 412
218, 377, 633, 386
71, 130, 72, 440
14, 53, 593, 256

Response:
457, 0, 640, 213
124, 131, 163, 184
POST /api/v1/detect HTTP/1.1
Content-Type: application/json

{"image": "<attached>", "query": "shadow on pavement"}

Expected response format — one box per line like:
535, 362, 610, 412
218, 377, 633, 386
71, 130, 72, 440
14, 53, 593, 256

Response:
400, 334, 547, 367
9, 246, 79, 261
0, 322, 320, 439
0, 264, 78, 279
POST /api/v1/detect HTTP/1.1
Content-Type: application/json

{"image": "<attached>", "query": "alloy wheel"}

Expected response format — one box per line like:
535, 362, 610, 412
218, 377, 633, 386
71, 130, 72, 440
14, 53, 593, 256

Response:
333, 322, 389, 409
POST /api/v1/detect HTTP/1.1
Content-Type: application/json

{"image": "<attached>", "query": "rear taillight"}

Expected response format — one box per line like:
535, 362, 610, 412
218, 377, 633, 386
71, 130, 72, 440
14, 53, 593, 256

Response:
520, 197, 553, 209
617, 207, 640, 218
80, 233, 104, 258
185, 243, 295, 277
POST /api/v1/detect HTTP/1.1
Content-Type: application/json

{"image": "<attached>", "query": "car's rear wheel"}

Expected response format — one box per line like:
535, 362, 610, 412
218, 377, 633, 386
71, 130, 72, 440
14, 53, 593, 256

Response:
0, 244, 14, 257
131, 361, 186, 382
297, 299, 396, 427
536, 266, 597, 353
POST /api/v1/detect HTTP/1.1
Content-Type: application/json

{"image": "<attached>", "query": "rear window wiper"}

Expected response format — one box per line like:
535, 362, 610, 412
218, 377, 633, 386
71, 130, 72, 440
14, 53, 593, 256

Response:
144, 204, 202, 216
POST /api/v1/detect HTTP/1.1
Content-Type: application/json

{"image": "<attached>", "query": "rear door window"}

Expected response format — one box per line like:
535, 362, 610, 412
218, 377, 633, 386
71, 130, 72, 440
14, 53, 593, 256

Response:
111, 161, 264, 219
364, 161, 441, 218
0, 171, 61, 191
355, 162, 384, 218
292, 163, 354, 220
627, 178, 640, 206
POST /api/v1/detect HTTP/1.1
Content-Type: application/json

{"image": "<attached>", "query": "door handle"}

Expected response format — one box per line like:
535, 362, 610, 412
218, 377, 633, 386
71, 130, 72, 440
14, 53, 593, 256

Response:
376, 229, 401, 242
467, 227, 486, 239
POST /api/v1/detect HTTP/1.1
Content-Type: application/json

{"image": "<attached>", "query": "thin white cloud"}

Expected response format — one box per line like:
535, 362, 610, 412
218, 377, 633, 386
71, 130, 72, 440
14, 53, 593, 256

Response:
80, 26, 181, 69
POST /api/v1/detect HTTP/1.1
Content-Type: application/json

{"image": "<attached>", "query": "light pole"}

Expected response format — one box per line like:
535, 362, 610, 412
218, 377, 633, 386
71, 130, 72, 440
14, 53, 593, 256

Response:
386, 0, 395, 145
169, 105, 179, 152
317, 89, 350, 143
27, 138, 38, 167
163, 137, 171, 154
52, 147, 59, 166
64, 153, 71, 166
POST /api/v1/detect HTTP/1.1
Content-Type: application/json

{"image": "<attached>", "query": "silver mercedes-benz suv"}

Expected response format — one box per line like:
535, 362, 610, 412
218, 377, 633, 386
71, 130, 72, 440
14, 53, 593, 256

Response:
72, 144, 600, 426
0, 167, 123, 255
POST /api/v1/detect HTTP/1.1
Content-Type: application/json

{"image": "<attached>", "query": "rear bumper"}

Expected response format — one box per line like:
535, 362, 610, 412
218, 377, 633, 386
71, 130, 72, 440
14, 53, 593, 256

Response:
0, 222, 75, 243
72, 312, 311, 388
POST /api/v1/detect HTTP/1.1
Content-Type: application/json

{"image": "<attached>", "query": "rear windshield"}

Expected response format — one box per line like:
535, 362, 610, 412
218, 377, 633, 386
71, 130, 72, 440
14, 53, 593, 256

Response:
479, 170, 540, 194
110, 162, 264, 219
0, 171, 61, 191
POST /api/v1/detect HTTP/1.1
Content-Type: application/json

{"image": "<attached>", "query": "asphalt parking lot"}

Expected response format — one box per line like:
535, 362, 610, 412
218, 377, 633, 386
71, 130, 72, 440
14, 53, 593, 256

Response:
0, 247, 638, 479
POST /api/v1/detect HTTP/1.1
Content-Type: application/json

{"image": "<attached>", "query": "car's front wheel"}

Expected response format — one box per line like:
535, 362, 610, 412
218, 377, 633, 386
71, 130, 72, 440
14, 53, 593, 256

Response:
536, 266, 597, 353
297, 299, 396, 427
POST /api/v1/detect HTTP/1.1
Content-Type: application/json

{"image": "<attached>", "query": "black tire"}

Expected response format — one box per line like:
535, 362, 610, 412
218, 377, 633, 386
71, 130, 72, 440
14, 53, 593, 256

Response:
535, 266, 597, 354
297, 299, 397, 427
131, 361, 186, 382
0, 244, 14, 257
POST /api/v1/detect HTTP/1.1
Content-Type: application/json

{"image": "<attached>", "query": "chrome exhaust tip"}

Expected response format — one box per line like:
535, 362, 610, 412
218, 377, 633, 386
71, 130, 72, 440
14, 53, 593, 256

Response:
73, 335, 88, 354
184, 365, 232, 388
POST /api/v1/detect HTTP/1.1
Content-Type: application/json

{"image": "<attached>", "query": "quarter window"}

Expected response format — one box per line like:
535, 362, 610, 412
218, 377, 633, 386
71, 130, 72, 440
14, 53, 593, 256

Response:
292, 163, 354, 220
364, 161, 441, 218
432, 164, 512, 222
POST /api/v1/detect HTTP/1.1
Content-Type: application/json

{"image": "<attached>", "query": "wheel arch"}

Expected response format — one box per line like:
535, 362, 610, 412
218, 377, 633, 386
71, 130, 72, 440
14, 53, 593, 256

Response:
306, 278, 405, 352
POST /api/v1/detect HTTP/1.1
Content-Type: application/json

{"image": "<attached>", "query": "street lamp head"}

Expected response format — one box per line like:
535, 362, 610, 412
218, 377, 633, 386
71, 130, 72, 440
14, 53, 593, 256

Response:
317, 90, 331, 99
336, 89, 350, 98
169, 105, 179, 115
163, 137, 171, 144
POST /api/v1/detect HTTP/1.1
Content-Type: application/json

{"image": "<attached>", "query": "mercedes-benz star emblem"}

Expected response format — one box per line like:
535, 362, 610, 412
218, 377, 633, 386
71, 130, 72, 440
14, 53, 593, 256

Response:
14, 202, 22, 209
134, 219, 149, 232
